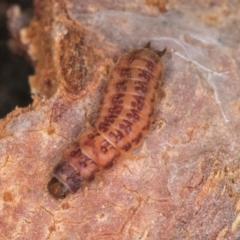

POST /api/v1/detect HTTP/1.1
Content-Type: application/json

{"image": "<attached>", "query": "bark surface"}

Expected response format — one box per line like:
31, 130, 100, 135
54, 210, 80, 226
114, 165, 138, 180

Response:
1, 0, 240, 239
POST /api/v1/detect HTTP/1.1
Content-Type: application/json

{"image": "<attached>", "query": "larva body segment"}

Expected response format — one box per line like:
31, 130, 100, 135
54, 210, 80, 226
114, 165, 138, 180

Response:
48, 46, 164, 198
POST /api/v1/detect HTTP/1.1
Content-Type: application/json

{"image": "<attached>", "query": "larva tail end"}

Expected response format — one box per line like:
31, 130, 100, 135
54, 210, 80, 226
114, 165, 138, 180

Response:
144, 41, 151, 49
48, 177, 69, 199
144, 42, 167, 57
155, 48, 167, 57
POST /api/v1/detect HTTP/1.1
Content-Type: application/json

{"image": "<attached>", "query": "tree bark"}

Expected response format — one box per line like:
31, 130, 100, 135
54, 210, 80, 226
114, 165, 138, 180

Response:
1, 0, 240, 239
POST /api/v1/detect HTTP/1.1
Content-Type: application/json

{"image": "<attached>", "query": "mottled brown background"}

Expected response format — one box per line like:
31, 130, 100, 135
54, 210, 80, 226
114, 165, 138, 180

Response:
1, 0, 240, 239
0, 0, 33, 118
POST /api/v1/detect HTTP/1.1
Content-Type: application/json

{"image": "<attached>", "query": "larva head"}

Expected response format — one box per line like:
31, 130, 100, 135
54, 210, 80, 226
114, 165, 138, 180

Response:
48, 161, 82, 199
48, 177, 69, 199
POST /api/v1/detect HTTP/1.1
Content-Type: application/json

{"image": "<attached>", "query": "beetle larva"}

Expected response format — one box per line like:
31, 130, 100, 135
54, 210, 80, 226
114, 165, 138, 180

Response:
48, 44, 165, 198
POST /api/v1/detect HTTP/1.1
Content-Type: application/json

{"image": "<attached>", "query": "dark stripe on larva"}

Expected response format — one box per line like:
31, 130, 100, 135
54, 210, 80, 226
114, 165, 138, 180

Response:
48, 46, 164, 199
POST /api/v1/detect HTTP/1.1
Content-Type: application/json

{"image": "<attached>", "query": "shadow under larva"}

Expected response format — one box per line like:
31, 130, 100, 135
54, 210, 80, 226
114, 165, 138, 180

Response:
48, 43, 166, 199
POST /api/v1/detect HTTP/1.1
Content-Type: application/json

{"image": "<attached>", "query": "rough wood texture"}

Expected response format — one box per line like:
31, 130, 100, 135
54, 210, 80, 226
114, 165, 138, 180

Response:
1, 0, 240, 239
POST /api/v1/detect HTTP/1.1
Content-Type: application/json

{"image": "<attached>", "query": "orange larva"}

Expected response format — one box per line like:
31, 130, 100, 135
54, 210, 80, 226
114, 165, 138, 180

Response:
48, 44, 165, 199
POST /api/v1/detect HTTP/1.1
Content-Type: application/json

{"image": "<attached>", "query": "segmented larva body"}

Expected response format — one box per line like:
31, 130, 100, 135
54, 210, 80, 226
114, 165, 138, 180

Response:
48, 46, 164, 198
